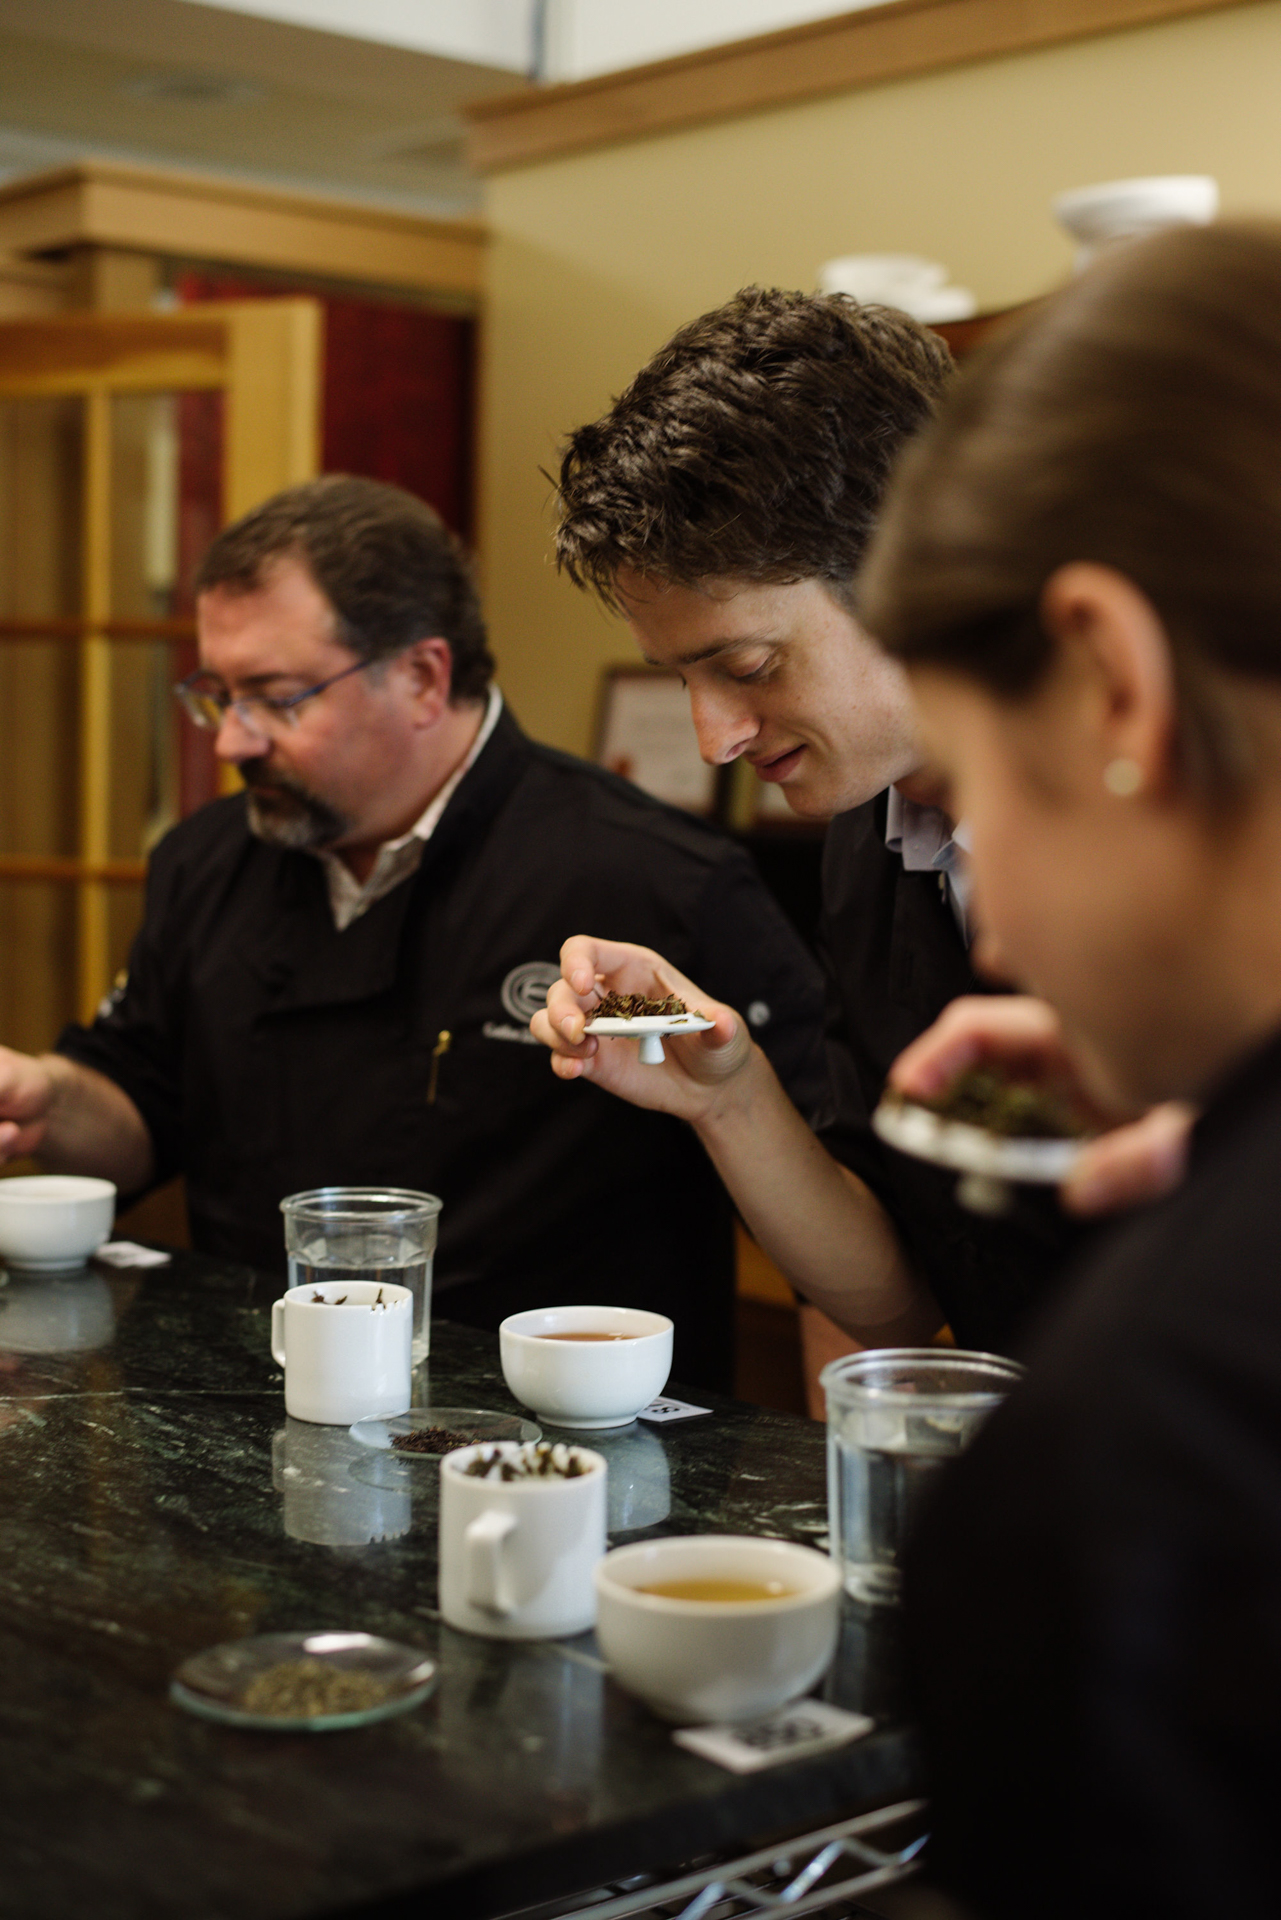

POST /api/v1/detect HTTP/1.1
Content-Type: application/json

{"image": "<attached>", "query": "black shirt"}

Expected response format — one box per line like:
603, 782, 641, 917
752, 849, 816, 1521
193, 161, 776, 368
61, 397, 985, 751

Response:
58, 708, 826, 1390
904, 1023, 1281, 1918
815, 793, 1081, 1351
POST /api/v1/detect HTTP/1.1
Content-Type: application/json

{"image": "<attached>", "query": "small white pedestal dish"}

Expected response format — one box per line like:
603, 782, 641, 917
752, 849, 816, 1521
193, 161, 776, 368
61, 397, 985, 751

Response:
872, 1094, 1084, 1216
584, 1012, 714, 1066
500, 1305, 673, 1429
595, 1535, 842, 1724
0, 1175, 116, 1272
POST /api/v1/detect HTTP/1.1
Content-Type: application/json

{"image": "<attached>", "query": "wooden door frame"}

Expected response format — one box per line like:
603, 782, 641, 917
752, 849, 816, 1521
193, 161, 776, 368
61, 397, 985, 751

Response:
0, 300, 320, 1019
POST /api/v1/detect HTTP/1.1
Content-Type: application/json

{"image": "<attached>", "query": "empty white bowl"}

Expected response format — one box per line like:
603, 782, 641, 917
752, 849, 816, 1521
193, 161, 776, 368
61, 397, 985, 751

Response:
595, 1534, 842, 1723
0, 1175, 116, 1272
499, 1305, 673, 1429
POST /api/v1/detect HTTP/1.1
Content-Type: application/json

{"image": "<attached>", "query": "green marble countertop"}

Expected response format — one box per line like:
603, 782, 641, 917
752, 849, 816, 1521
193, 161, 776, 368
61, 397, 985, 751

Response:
0, 1251, 917, 1920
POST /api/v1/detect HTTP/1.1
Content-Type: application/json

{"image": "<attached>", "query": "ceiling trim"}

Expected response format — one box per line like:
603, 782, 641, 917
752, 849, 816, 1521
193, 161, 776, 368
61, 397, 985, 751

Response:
0, 162, 486, 296
467, 0, 1261, 172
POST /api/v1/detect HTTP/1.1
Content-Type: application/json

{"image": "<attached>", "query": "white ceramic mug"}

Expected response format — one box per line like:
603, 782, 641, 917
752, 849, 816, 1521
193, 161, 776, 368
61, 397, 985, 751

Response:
269, 1280, 412, 1425
439, 1442, 607, 1639
499, 1305, 673, 1429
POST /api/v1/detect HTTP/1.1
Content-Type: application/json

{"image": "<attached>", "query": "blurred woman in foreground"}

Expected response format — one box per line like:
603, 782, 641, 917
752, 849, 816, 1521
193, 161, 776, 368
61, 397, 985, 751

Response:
858, 220, 1281, 1918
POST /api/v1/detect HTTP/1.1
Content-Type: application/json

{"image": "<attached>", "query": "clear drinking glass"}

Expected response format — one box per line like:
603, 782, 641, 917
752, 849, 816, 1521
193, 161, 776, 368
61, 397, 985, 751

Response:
280, 1188, 443, 1367
821, 1348, 1023, 1606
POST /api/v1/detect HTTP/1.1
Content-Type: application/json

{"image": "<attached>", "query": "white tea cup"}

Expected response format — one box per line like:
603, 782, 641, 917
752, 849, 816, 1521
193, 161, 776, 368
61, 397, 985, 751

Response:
499, 1305, 673, 1429
439, 1441, 607, 1639
595, 1534, 842, 1723
0, 1175, 116, 1272
270, 1280, 412, 1425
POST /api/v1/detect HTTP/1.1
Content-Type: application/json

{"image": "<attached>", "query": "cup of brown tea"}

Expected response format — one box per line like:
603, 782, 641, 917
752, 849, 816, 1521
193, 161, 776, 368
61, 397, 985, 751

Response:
498, 1306, 673, 1430
594, 1534, 841, 1723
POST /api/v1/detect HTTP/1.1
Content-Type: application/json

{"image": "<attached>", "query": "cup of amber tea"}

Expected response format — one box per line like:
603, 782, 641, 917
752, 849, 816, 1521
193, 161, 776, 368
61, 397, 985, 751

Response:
498, 1305, 673, 1429
594, 1535, 841, 1722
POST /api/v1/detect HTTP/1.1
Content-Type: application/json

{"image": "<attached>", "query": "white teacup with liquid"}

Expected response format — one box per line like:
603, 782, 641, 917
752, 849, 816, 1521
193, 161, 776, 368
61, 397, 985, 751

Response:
270, 1280, 412, 1425
595, 1534, 842, 1723
499, 1305, 673, 1429
439, 1440, 607, 1639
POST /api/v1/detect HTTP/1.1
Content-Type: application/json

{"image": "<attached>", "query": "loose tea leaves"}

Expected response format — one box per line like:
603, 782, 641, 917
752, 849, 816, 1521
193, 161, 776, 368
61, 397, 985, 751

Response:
593, 991, 701, 1020
309, 1288, 388, 1308
917, 1068, 1088, 1140
462, 1442, 588, 1482
239, 1658, 392, 1718
391, 1425, 480, 1456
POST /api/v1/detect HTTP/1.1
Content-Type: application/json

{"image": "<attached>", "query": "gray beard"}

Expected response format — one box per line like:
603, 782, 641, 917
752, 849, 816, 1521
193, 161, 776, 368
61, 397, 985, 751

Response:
242, 769, 352, 851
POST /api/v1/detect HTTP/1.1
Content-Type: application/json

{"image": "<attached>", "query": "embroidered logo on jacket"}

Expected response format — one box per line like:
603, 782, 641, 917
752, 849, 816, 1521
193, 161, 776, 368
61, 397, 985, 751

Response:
500, 962, 561, 1023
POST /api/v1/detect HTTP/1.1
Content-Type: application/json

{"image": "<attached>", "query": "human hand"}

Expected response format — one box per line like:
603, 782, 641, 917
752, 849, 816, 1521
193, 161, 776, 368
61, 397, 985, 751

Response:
0, 1047, 55, 1163
888, 996, 1192, 1216
531, 936, 755, 1122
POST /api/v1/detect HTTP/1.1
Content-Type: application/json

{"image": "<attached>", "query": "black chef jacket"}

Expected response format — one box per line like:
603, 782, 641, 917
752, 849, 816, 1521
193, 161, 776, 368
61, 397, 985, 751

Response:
904, 1023, 1281, 1919
58, 708, 826, 1391
815, 791, 1082, 1352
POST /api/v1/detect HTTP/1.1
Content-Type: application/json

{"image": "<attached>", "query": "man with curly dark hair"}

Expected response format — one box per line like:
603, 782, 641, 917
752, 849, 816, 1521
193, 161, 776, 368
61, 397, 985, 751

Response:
540, 289, 1083, 1356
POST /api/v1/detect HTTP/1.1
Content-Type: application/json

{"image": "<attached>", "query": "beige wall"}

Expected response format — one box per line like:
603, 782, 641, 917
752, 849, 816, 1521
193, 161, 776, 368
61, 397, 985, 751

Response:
479, 0, 1281, 756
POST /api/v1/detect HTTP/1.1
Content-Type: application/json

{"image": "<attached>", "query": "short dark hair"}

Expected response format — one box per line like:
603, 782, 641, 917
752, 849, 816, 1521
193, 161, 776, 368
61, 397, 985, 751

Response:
195, 474, 494, 701
858, 221, 1281, 802
554, 287, 952, 609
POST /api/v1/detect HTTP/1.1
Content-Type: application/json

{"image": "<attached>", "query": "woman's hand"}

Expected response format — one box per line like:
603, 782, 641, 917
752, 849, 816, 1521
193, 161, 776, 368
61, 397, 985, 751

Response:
532, 935, 757, 1123
889, 995, 1193, 1215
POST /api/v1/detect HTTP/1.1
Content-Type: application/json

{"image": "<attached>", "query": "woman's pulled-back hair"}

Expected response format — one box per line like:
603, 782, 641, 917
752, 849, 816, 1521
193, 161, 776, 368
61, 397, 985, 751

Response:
858, 220, 1281, 799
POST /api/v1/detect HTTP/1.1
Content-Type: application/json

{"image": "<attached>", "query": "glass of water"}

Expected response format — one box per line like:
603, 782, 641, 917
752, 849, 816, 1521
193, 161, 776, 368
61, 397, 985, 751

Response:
280, 1188, 443, 1368
821, 1348, 1023, 1606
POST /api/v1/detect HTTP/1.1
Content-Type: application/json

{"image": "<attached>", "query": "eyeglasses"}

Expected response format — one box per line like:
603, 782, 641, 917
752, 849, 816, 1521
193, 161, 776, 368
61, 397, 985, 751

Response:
174, 658, 374, 739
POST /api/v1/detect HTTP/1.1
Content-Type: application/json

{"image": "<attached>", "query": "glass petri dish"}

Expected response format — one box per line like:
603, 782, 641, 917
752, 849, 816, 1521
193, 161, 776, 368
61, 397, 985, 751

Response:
170, 1631, 437, 1732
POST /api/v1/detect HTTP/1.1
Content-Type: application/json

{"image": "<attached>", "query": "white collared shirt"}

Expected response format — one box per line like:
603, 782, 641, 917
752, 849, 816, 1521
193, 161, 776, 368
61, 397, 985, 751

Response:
316, 687, 504, 931
885, 784, 972, 944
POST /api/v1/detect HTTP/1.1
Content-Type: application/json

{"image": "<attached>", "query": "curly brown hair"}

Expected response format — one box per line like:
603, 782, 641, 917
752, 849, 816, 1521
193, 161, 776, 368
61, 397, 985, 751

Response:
195, 474, 494, 702
554, 287, 952, 610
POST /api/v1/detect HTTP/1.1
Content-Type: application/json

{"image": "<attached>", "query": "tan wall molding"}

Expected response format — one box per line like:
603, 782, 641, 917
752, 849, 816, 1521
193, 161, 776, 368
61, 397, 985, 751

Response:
0, 162, 486, 299
468, 0, 1262, 171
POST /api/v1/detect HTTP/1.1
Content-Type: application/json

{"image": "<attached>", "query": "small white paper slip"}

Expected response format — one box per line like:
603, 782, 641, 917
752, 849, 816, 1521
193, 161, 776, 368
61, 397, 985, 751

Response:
94, 1241, 172, 1270
637, 1396, 712, 1424
673, 1701, 874, 1773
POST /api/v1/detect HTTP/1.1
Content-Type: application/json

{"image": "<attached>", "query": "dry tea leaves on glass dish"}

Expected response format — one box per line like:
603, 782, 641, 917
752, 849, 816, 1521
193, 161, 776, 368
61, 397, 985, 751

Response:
240, 1658, 391, 1718
391, 1424, 481, 1456
463, 1441, 589, 1481
592, 991, 703, 1020
916, 1068, 1089, 1140
170, 1630, 436, 1732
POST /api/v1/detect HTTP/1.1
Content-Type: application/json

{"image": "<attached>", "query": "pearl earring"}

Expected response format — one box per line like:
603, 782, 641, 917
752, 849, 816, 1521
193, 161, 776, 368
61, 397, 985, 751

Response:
1103, 757, 1143, 798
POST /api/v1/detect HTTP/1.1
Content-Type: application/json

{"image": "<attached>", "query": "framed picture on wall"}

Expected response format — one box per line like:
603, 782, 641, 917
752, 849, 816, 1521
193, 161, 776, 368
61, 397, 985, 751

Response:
594, 666, 717, 817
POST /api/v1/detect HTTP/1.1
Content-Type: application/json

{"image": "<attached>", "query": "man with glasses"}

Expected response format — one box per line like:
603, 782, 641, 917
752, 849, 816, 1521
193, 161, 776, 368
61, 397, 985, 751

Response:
0, 475, 824, 1388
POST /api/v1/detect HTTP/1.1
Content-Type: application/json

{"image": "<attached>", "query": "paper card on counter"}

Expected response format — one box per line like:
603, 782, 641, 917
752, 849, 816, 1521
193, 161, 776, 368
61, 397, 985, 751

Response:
673, 1701, 873, 1773
94, 1241, 172, 1269
637, 1397, 712, 1424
